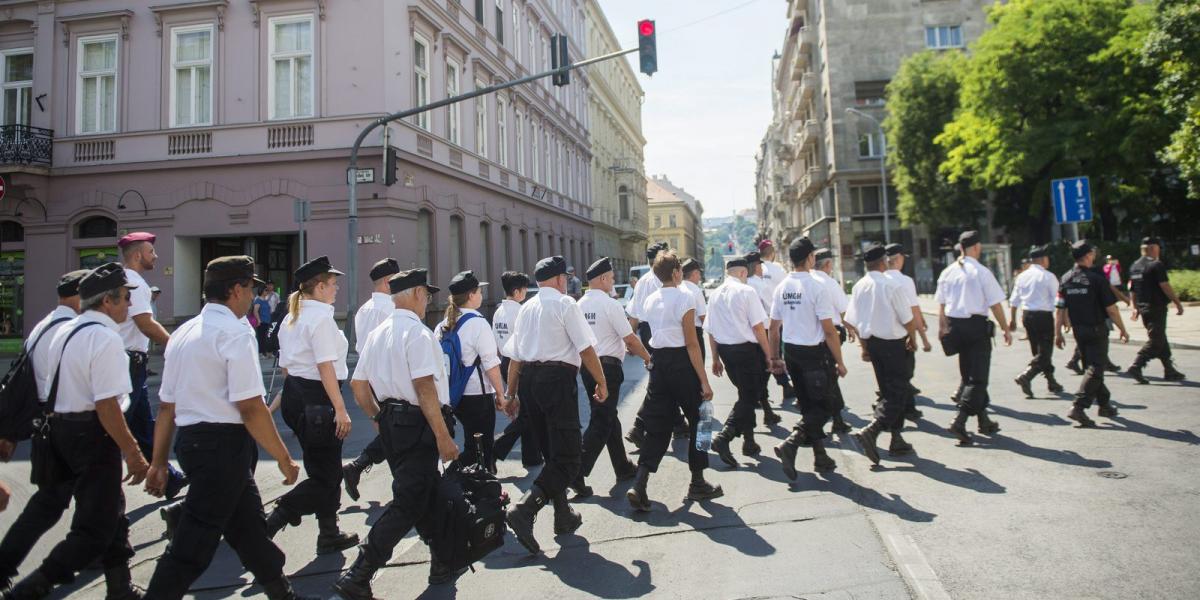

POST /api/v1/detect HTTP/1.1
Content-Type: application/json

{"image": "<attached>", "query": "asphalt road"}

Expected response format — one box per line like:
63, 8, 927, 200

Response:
1, 334, 1197, 599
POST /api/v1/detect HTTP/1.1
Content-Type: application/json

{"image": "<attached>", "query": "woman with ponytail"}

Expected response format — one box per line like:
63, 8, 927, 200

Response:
268, 256, 359, 555
436, 270, 509, 472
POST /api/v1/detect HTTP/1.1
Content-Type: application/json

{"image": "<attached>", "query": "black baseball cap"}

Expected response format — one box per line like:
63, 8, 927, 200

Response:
294, 255, 343, 285
389, 268, 440, 294
789, 237, 816, 263
448, 270, 488, 295
744, 251, 762, 265
586, 257, 613, 280
56, 269, 90, 297
958, 230, 981, 249
1142, 236, 1162, 246
814, 248, 834, 261
646, 242, 667, 261
726, 258, 748, 269
1028, 244, 1049, 259
535, 256, 568, 281
369, 258, 401, 282
205, 255, 266, 286
1071, 240, 1094, 260
885, 243, 909, 257
79, 262, 137, 298
862, 243, 887, 263
681, 258, 702, 275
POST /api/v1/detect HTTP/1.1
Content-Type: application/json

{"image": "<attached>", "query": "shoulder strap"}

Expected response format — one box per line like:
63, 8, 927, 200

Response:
24, 317, 72, 358
45, 321, 105, 414
451, 313, 486, 390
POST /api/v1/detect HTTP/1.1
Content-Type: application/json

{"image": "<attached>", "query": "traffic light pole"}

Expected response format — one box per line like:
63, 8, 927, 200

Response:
344, 45, 639, 341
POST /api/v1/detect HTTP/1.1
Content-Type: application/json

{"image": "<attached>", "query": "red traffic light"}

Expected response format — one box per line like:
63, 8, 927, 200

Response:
639, 20, 655, 37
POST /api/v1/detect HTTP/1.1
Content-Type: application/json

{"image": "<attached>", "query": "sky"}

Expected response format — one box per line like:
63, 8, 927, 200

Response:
596, 0, 785, 220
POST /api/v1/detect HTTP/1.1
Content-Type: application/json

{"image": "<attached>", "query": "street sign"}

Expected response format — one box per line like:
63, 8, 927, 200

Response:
348, 168, 375, 184
0, 175, 6, 203
1051, 176, 1092, 224
293, 199, 310, 223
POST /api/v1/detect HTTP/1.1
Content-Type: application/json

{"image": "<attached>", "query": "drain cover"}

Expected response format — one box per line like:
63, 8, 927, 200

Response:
1098, 471, 1128, 479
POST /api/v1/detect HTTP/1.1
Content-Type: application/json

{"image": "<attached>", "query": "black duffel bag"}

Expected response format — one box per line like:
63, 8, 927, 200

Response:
424, 461, 509, 572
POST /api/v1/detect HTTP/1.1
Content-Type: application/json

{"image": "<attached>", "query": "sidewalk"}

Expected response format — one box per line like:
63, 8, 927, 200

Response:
917, 295, 1200, 350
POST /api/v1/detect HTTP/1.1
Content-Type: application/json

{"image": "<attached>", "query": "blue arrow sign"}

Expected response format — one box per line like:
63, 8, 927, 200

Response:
1051, 176, 1092, 224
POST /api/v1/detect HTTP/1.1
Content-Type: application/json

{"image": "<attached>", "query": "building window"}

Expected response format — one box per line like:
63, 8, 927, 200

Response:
497, 95, 509, 167
413, 34, 431, 130
77, 35, 118, 134
0, 221, 24, 243
669, 214, 677, 228
170, 25, 213, 127
268, 15, 314, 120
925, 25, 963, 50
527, 19, 536, 73
530, 120, 540, 181
501, 225, 512, 270
513, 3, 522, 64
445, 58, 461, 144
519, 229, 529, 270
545, 131, 553, 188
858, 129, 884, 158
479, 221, 491, 282
77, 215, 118, 239
851, 185, 900, 215
854, 80, 888, 107
417, 210, 433, 269
619, 185, 630, 220
514, 110, 525, 175
474, 0, 485, 23
450, 215, 465, 273
495, 0, 505, 44
2, 50, 33, 127
475, 79, 488, 157
653, 215, 661, 228
535, 231, 543, 256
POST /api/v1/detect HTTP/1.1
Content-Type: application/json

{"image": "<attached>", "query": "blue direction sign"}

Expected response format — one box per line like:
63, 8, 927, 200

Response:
1051, 176, 1092, 224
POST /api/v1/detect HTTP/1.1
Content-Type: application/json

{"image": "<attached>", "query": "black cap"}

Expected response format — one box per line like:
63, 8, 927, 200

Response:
885, 243, 909, 257
726, 258, 748, 269
789, 237, 816, 263
958, 230, 981, 248
369, 258, 401, 282
862, 243, 887, 263
57, 269, 90, 297
205, 255, 266, 286
79, 262, 137, 298
294, 255, 344, 286
586, 257, 613, 280
1028, 244, 1049, 259
1071, 240, 1094, 260
744, 251, 762, 265
1142, 236, 1162, 246
647, 242, 667, 261
389, 268, 440, 294
535, 256, 568, 281
448, 270, 488, 295
501, 271, 530, 295
681, 258, 702, 275
814, 248, 834, 261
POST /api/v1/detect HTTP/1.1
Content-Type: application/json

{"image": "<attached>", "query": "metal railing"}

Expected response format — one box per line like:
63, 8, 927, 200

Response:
0, 125, 53, 166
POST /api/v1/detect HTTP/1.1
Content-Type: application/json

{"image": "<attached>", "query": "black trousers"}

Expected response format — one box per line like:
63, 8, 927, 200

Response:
784, 343, 832, 442
637, 348, 708, 474
948, 316, 993, 415
1072, 324, 1113, 409
580, 360, 628, 480
696, 327, 706, 361
821, 343, 846, 414
494, 356, 542, 465
278, 376, 343, 519
1022, 311, 1056, 378
35, 417, 133, 584
0, 481, 72, 580
454, 394, 496, 469
1133, 305, 1172, 368
361, 403, 455, 566
521, 364, 582, 498
146, 425, 286, 599
866, 338, 911, 431
716, 343, 766, 436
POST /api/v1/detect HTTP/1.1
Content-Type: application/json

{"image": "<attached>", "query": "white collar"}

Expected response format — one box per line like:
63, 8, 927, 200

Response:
201, 302, 238, 320
538, 286, 563, 299
51, 305, 77, 319
81, 310, 119, 331
301, 299, 334, 315
395, 308, 422, 322
372, 292, 393, 305
788, 271, 812, 280
503, 298, 522, 307
867, 271, 889, 281
584, 288, 609, 297
461, 307, 481, 316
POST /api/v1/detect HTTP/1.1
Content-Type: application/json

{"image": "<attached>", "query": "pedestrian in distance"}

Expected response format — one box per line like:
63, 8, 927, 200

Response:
1010, 245, 1065, 397
1126, 236, 1187, 383
491, 271, 544, 468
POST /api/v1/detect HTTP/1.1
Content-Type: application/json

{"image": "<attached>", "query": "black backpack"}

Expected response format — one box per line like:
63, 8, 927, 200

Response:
425, 462, 510, 572
0, 317, 70, 442
261, 301, 289, 355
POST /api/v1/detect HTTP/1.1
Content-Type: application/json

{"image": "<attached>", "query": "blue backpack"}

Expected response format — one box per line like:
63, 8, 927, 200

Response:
440, 313, 486, 408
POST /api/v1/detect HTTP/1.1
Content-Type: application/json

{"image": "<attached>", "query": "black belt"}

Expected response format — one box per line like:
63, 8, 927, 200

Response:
380, 399, 454, 418
52, 412, 98, 422
716, 342, 759, 350
949, 315, 988, 321
599, 356, 623, 368
1024, 310, 1053, 314
180, 423, 245, 434
525, 361, 578, 373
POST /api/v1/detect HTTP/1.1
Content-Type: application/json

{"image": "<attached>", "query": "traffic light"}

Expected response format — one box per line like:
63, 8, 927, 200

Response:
638, 19, 657, 76
384, 146, 398, 186
551, 34, 570, 87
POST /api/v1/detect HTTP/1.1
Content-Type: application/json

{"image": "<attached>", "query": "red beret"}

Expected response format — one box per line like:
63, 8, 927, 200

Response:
118, 231, 156, 248
757, 239, 773, 251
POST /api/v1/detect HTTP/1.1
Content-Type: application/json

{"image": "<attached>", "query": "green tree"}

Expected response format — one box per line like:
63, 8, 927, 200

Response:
1146, 0, 1200, 197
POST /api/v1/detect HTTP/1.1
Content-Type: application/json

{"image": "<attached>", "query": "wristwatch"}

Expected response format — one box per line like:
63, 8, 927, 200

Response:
504, 394, 517, 402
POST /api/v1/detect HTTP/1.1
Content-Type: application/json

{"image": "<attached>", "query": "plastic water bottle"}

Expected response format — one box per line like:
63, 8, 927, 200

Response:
695, 400, 714, 452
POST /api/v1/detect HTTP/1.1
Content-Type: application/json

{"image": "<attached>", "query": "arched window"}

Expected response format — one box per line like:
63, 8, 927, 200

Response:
76, 216, 117, 239
618, 185, 630, 220
0, 221, 23, 243
449, 215, 464, 274
417, 209, 433, 270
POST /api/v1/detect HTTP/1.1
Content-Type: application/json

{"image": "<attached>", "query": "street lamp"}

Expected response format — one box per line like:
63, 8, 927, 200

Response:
846, 107, 890, 244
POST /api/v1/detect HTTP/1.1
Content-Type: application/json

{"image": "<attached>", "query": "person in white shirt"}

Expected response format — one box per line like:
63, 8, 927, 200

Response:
570, 258, 651, 500
682, 258, 709, 358
885, 243, 932, 425
845, 244, 919, 465
341, 258, 402, 502
768, 238, 847, 480
757, 239, 788, 295
935, 231, 1012, 445
117, 231, 187, 500
268, 255, 359, 555
142, 256, 307, 600
336, 268, 467, 595
436, 271, 509, 471
4, 263, 148, 600
744, 251, 787, 425
623, 243, 671, 448
1010, 245, 1064, 397
626, 251, 721, 512
0, 270, 86, 592
491, 272, 543, 468
813, 249, 857, 433
502, 256, 606, 555
705, 257, 774, 466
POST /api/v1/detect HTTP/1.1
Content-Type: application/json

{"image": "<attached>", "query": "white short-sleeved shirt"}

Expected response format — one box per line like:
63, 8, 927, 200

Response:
683, 280, 707, 327
885, 269, 920, 308
704, 278, 767, 345
26, 306, 77, 401
159, 303, 266, 426
279, 299, 349, 380
503, 286, 596, 366
645, 287, 697, 349
771, 272, 836, 346
353, 292, 395, 354
812, 270, 848, 326
491, 298, 522, 357
579, 289, 634, 360
935, 256, 1007, 318
846, 271, 913, 341
435, 308, 502, 395
626, 273, 663, 320
761, 260, 787, 294
352, 309, 449, 406
748, 275, 774, 326
1009, 263, 1059, 313
119, 268, 154, 352
44, 311, 132, 413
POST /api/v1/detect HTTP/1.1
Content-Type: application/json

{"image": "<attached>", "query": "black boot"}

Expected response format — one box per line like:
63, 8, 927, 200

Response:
1126, 365, 1149, 384
104, 564, 144, 600
763, 407, 783, 426
342, 455, 373, 502
330, 552, 381, 600
505, 484, 547, 554
624, 424, 645, 449
1046, 374, 1064, 394
552, 493, 583, 535
160, 501, 183, 541
613, 459, 638, 481
710, 427, 738, 468
686, 472, 724, 501
1066, 359, 1083, 375
261, 576, 320, 600
1067, 405, 1097, 428
903, 406, 924, 424
567, 476, 593, 501
1163, 361, 1186, 382
1105, 360, 1121, 373
316, 515, 360, 555
1015, 371, 1035, 398
741, 430, 761, 457
428, 558, 468, 585
947, 411, 973, 446
1097, 404, 1120, 419
773, 433, 801, 481
852, 420, 883, 465
888, 432, 914, 456
5, 570, 52, 599
977, 412, 1000, 435
625, 466, 652, 512
811, 440, 836, 472
265, 504, 301, 539
830, 413, 852, 434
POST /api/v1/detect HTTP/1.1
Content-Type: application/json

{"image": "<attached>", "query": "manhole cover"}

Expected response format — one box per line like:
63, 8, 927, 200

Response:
1098, 471, 1128, 479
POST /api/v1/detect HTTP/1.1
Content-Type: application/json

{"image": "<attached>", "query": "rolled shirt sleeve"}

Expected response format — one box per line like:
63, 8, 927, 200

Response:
407, 328, 441, 380
746, 288, 768, 328
223, 329, 268, 403
889, 284, 915, 327
563, 300, 598, 354
981, 268, 1006, 308
90, 336, 133, 403
309, 317, 342, 365
814, 287, 836, 322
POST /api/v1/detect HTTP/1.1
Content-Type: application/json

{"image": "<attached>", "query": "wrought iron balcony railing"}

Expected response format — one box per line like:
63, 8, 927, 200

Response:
0, 125, 53, 167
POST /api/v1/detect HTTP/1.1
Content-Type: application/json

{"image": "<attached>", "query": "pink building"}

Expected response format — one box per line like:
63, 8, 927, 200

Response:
0, 0, 595, 336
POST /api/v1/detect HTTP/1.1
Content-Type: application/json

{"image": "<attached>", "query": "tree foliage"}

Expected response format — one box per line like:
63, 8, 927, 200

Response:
1145, 0, 1200, 196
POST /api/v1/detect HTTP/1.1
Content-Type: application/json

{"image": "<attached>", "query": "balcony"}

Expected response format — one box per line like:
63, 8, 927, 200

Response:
0, 125, 53, 168
799, 165, 826, 201
794, 119, 819, 151
799, 72, 817, 103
